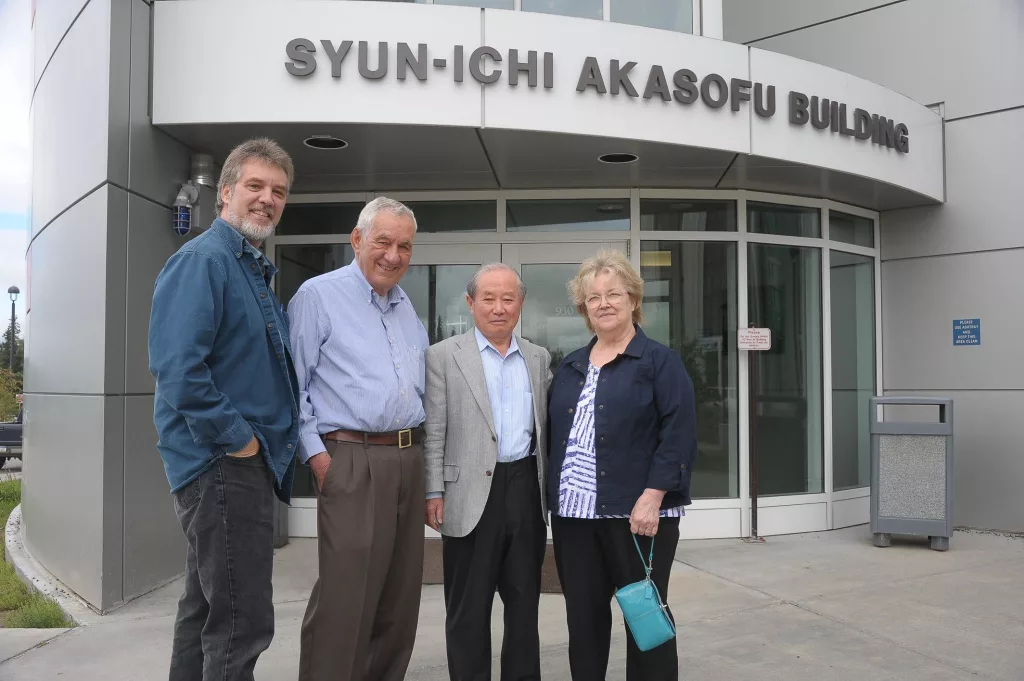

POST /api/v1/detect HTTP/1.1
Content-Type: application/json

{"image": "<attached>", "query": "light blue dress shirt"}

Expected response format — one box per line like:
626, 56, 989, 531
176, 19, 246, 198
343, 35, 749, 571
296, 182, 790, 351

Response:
476, 328, 535, 463
287, 262, 429, 463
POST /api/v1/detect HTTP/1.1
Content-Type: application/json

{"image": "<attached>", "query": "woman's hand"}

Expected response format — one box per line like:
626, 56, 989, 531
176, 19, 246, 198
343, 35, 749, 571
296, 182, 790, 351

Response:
629, 489, 666, 537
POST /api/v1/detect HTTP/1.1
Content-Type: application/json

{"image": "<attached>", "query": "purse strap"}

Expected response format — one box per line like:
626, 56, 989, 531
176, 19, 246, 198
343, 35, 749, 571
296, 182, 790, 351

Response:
631, 534, 655, 578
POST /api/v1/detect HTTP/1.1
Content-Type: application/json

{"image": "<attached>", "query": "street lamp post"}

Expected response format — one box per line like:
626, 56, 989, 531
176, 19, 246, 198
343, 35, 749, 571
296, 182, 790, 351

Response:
7, 286, 18, 371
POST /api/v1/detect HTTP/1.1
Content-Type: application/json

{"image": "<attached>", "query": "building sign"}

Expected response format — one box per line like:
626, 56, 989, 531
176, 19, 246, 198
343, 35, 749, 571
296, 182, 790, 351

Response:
953, 319, 980, 346
284, 40, 911, 154
738, 328, 772, 351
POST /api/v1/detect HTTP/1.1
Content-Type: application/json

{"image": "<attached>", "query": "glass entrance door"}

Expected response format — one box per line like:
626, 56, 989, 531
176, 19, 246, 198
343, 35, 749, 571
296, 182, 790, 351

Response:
271, 241, 500, 534
503, 242, 629, 369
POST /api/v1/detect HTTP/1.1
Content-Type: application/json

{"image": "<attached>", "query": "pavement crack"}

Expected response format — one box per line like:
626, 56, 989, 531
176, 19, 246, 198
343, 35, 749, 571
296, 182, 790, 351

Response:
0, 628, 77, 667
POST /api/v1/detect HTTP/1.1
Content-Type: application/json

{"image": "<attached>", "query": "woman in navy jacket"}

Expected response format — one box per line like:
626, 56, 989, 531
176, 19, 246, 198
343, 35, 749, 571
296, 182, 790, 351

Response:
548, 250, 697, 681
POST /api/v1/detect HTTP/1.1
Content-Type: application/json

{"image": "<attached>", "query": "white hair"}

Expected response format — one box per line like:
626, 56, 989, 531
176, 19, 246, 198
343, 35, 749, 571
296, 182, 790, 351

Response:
356, 196, 417, 237
467, 263, 527, 299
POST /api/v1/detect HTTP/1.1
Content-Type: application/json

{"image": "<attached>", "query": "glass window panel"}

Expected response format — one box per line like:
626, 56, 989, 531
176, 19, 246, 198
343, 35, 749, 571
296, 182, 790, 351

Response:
641, 241, 739, 499
831, 252, 876, 490
436, 0, 514, 7
276, 244, 354, 309
506, 199, 630, 232
402, 265, 479, 344
275, 203, 364, 236
640, 199, 736, 232
403, 200, 497, 233
521, 0, 603, 19
519, 263, 592, 369
748, 202, 821, 238
748, 243, 823, 496
611, 0, 692, 33
830, 211, 875, 248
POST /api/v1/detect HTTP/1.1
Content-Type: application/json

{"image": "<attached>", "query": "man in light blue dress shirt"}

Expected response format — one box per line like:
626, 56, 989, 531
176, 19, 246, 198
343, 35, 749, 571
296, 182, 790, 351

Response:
288, 197, 429, 681
423, 264, 552, 681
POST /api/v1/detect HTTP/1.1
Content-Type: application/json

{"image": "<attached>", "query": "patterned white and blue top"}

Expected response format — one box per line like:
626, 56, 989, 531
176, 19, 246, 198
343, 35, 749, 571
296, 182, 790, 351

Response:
557, 363, 685, 520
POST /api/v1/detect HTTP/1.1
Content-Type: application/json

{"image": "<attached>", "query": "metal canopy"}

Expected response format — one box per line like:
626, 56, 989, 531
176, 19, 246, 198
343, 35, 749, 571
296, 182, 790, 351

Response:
160, 122, 940, 211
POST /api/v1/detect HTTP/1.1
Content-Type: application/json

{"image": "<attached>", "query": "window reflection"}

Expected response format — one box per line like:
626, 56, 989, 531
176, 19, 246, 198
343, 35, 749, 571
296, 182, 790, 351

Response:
611, 0, 692, 33
641, 241, 739, 498
275, 203, 363, 236
403, 201, 497, 233
748, 202, 821, 238
435, 0, 514, 7
403, 265, 478, 344
830, 211, 875, 248
506, 199, 630, 232
748, 242, 823, 496
519, 263, 593, 370
640, 199, 736, 232
521, 0, 603, 20
276, 244, 354, 308
831, 252, 875, 490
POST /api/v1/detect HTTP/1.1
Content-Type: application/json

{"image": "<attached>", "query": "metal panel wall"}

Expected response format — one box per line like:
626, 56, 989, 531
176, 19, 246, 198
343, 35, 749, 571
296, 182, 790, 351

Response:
119, 0, 194, 601
25, 0, 195, 611
722, 0, 1024, 532
735, 0, 1024, 120
32, 0, 91, 86
882, 109, 1024, 260
128, 0, 191, 206
123, 395, 186, 601
881, 210, 1024, 394
23, 188, 115, 396
723, 0, 894, 45
29, 0, 112, 236
21, 393, 124, 609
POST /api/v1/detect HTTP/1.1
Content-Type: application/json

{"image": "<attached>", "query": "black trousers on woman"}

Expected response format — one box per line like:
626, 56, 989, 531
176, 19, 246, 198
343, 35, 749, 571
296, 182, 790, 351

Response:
551, 515, 680, 681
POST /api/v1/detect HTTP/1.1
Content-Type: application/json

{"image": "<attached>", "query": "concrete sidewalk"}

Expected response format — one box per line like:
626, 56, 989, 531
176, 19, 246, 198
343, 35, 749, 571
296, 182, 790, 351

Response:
2, 525, 1023, 679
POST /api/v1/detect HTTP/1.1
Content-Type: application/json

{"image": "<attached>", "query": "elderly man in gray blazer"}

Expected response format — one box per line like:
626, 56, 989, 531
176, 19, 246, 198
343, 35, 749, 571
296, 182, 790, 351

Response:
424, 263, 552, 681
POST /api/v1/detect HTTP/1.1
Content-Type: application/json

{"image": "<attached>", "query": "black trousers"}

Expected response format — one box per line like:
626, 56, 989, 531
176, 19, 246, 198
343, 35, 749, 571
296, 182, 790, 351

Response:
442, 456, 547, 681
551, 515, 680, 681
169, 454, 277, 681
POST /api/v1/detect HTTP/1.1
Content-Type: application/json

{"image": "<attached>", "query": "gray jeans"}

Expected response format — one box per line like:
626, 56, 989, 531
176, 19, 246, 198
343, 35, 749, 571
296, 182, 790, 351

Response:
169, 453, 276, 681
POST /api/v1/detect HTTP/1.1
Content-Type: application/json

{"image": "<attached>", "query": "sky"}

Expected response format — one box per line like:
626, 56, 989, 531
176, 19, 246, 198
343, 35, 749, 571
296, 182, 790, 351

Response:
0, 0, 30, 328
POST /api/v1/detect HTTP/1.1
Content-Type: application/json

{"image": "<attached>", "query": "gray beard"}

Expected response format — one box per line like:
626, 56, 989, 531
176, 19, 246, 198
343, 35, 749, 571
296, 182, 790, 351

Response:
227, 210, 275, 243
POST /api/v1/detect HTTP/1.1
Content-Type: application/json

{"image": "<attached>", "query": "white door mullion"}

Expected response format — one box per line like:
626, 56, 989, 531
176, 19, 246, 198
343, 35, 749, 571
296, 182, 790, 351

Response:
822, 235, 835, 529
737, 196, 751, 537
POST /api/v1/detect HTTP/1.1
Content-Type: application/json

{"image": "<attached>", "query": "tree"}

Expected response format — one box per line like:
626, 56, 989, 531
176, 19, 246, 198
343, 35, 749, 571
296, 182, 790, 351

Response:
0, 317, 23, 376
0, 368, 20, 422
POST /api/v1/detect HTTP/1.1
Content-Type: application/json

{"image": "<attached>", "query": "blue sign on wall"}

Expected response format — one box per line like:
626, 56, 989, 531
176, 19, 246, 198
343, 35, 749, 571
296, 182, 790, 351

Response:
953, 319, 981, 346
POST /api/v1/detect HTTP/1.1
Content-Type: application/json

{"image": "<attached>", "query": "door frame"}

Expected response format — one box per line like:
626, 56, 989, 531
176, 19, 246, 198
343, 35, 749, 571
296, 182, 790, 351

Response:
264, 189, 882, 540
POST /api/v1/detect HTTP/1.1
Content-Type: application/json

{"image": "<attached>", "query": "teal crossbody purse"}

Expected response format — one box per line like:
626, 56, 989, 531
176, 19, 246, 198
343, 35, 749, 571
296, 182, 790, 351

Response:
614, 534, 676, 652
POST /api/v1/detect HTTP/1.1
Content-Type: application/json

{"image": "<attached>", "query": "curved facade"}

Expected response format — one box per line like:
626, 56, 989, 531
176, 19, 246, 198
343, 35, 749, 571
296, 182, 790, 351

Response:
23, 0, 1024, 612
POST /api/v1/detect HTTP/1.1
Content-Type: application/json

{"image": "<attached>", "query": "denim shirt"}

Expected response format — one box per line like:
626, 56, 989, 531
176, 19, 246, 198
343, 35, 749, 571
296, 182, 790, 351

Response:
546, 326, 697, 516
149, 218, 301, 503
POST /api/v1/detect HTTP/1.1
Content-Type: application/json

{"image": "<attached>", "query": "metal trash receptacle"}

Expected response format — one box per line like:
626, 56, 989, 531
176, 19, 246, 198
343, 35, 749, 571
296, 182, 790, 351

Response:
274, 498, 289, 549
870, 397, 954, 551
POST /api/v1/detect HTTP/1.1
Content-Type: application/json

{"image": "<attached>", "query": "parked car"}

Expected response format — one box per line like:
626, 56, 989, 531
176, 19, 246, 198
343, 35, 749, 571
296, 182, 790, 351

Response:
0, 403, 23, 469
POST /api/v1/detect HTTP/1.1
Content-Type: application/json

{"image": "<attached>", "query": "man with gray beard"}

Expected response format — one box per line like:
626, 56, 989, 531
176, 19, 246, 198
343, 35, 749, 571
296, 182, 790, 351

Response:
149, 137, 300, 681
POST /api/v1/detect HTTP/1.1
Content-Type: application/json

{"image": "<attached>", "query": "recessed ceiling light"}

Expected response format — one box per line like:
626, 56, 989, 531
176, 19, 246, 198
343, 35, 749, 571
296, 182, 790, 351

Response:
303, 135, 348, 150
598, 152, 638, 164
596, 203, 626, 213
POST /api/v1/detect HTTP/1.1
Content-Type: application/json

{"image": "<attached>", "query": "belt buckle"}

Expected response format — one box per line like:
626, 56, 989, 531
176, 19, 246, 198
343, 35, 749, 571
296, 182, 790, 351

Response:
398, 429, 412, 449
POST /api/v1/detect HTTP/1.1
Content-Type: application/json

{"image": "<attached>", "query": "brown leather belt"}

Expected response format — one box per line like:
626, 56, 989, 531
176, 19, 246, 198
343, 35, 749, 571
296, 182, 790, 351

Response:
324, 428, 423, 449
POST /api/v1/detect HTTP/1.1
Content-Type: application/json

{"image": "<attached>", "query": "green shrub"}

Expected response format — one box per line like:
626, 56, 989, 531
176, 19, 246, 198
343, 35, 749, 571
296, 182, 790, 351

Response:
0, 560, 28, 611
0, 478, 20, 525
0, 479, 74, 628
4, 593, 72, 628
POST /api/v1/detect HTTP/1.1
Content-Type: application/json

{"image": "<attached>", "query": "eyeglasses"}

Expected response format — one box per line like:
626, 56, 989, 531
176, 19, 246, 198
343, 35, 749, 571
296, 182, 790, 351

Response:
585, 290, 627, 307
